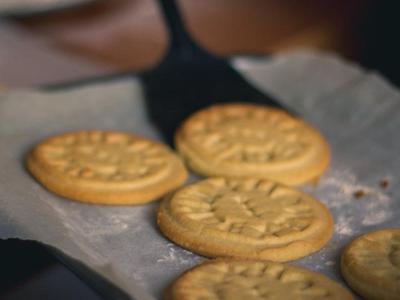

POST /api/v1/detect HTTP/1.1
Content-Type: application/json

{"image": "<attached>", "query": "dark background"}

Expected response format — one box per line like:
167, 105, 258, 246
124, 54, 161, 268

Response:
13, 0, 400, 86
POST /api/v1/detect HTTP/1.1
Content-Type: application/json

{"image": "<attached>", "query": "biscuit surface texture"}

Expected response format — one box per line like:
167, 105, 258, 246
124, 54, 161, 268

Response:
168, 259, 354, 300
27, 131, 188, 204
341, 229, 400, 300
176, 103, 330, 185
158, 177, 333, 261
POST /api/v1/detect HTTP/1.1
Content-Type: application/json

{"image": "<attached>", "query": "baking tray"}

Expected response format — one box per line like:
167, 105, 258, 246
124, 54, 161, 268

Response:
0, 51, 399, 299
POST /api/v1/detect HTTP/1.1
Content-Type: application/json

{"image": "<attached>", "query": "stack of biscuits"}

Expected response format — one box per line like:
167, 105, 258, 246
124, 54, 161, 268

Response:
26, 103, 399, 300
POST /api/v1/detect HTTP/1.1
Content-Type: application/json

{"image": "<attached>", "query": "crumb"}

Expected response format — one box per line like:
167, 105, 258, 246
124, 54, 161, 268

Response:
353, 190, 365, 199
379, 179, 389, 189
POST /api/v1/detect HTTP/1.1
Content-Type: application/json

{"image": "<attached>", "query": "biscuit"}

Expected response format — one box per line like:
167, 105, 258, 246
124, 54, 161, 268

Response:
175, 103, 330, 186
341, 229, 400, 300
27, 130, 188, 205
158, 177, 333, 261
167, 259, 354, 300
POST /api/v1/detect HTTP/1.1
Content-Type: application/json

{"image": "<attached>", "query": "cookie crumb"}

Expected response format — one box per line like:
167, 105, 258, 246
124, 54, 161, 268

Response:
379, 179, 389, 189
353, 190, 365, 199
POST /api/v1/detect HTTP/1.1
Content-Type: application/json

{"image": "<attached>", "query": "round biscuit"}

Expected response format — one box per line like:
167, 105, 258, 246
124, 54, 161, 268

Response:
158, 177, 333, 261
26, 130, 188, 205
341, 229, 400, 300
167, 259, 354, 300
176, 103, 330, 185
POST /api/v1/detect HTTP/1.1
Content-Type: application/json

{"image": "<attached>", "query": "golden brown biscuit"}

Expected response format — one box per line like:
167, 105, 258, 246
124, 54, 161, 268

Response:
341, 229, 400, 300
27, 130, 188, 205
158, 177, 333, 261
175, 103, 330, 186
167, 259, 354, 300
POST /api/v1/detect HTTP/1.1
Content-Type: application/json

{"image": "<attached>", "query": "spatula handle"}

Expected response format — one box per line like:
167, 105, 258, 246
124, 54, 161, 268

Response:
157, 0, 199, 56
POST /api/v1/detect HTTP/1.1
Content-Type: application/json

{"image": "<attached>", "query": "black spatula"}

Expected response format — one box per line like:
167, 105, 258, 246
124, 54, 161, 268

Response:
141, 0, 290, 145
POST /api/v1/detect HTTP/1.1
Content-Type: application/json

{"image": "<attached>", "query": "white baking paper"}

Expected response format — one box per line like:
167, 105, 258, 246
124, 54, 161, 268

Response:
1, 51, 399, 299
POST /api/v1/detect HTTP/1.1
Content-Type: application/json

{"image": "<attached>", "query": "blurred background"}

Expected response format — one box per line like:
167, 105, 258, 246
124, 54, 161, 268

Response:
1, 0, 399, 87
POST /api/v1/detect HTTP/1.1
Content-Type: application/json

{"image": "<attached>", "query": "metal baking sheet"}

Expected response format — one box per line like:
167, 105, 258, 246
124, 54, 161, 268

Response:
0, 51, 399, 299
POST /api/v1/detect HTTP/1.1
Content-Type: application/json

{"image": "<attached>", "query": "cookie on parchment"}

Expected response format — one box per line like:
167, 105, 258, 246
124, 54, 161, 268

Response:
341, 229, 400, 300
158, 177, 333, 261
175, 103, 330, 186
167, 259, 354, 300
27, 131, 188, 205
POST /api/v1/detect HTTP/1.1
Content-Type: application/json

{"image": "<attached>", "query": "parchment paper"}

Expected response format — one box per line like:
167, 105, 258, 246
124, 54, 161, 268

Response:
1, 50, 399, 299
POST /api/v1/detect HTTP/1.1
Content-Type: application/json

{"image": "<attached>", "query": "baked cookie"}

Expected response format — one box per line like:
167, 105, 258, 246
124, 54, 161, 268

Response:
27, 130, 188, 205
158, 177, 333, 261
167, 259, 354, 300
175, 103, 330, 186
341, 229, 400, 300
